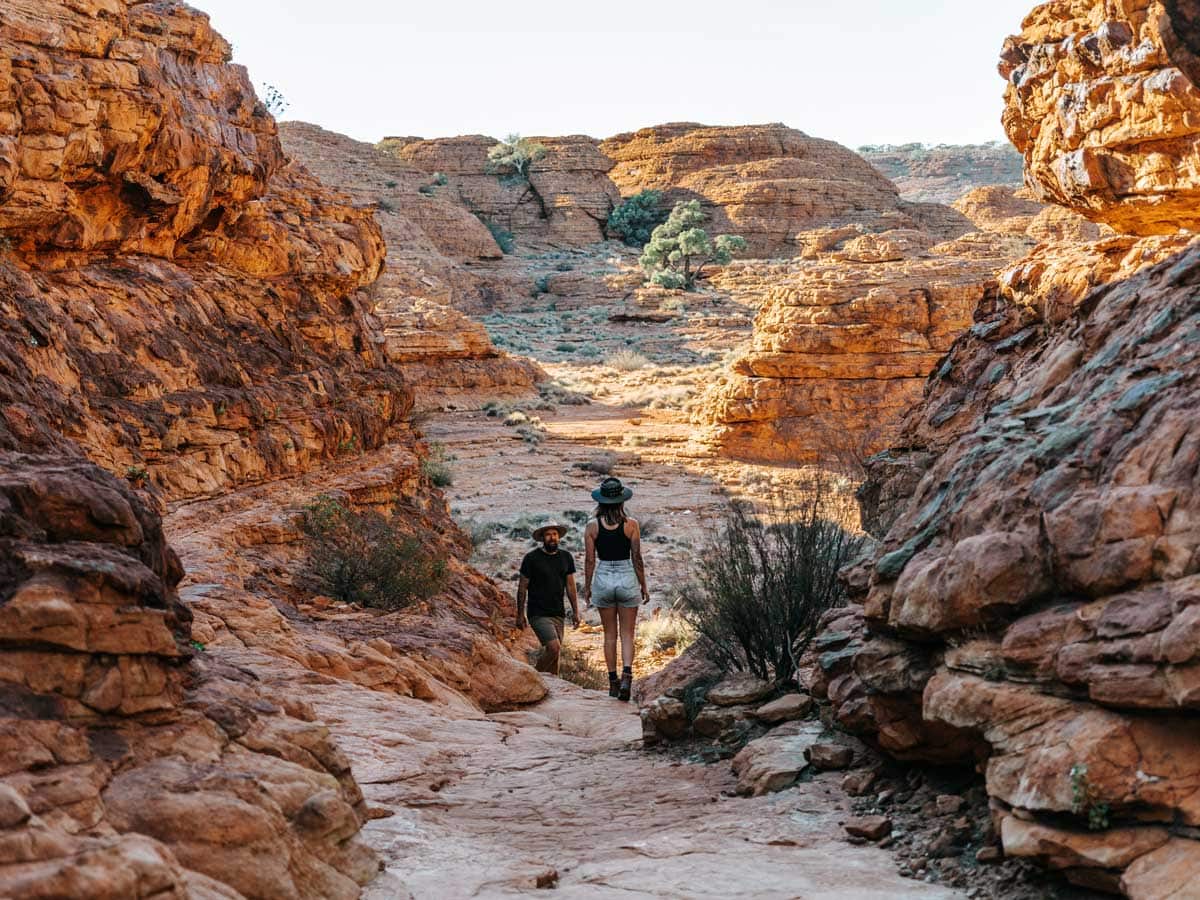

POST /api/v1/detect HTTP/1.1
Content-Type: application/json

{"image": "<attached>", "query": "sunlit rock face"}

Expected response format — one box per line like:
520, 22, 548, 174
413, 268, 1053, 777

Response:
815, 1, 1200, 894
600, 123, 975, 257
1001, 0, 1200, 235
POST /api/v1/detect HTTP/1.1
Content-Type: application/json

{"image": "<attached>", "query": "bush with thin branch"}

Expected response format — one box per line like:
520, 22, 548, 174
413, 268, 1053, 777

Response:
681, 485, 863, 681
605, 349, 650, 371
301, 495, 448, 610
486, 134, 547, 180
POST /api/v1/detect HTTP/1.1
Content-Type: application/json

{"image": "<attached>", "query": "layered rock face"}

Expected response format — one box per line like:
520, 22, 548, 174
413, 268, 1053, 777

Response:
601, 123, 973, 256
700, 231, 1025, 464
0, 455, 378, 899
1002, 0, 1200, 234
0, 4, 544, 898
279, 123, 541, 409
858, 143, 1025, 204
818, 2, 1200, 893
0, 1, 403, 501
378, 133, 621, 250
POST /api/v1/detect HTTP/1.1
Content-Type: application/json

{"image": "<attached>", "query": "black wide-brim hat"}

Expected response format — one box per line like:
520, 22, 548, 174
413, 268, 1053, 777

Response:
592, 477, 633, 504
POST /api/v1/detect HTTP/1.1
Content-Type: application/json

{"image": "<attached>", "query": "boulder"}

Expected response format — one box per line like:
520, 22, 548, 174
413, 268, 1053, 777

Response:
752, 693, 812, 723
844, 816, 892, 842
640, 696, 689, 743
706, 673, 773, 707
692, 704, 755, 739
805, 743, 855, 771
731, 721, 824, 797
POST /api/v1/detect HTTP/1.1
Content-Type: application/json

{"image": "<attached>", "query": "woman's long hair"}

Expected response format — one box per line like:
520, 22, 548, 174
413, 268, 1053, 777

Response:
595, 502, 627, 528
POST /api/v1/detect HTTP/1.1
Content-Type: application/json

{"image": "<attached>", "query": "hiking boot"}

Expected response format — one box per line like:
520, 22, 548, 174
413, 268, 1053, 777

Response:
608, 677, 620, 699
618, 673, 632, 702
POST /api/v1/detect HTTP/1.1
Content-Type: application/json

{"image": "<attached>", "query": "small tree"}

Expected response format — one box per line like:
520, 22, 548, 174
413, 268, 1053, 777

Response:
261, 84, 288, 117
681, 484, 863, 681
486, 134, 547, 180
639, 200, 747, 290
607, 190, 668, 247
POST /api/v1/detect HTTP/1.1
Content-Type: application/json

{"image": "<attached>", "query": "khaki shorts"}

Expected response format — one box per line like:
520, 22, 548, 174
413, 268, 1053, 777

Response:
592, 560, 640, 608
530, 616, 564, 646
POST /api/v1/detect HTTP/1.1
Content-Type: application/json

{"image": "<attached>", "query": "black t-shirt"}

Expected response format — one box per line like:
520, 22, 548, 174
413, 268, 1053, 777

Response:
519, 548, 576, 617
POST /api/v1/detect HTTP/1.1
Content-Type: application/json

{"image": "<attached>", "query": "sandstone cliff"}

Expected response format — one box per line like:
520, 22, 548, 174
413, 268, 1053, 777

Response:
278, 123, 541, 409
859, 143, 1025, 204
378, 133, 621, 250
601, 123, 974, 257
0, 4, 543, 897
700, 230, 1027, 465
818, 1, 1200, 893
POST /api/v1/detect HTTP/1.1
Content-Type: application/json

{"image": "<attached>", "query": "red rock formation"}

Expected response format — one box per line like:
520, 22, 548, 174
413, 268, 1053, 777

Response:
601, 123, 974, 257
818, 2, 1200, 891
278, 123, 542, 409
699, 230, 1028, 464
1001, 0, 1200, 234
859, 143, 1025, 204
0, 454, 378, 899
379, 133, 620, 250
0, 4, 544, 898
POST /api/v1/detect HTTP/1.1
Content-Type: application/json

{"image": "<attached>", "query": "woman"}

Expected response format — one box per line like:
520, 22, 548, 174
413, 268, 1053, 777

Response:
582, 477, 650, 701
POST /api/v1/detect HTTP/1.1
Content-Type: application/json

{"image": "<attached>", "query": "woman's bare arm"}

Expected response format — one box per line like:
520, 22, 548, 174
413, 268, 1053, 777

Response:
628, 519, 649, 603
583, 521, 597, 605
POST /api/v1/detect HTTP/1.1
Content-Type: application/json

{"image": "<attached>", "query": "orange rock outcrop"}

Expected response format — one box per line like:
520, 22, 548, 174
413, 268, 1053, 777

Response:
0, 3, 543, 897
1001, 0, 1200, 234
279, 123, 542, 409
700, 231, 1024, 464
601, 123, 975, 257
818, 2, 1200, 893
379, 133, 621, 250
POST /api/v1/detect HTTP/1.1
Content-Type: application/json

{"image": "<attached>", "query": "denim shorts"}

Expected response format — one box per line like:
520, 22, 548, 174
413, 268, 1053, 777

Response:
592, 560, 640, 608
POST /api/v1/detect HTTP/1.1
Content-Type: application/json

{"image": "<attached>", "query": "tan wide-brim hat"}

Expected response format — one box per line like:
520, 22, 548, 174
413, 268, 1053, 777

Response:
531, 521, 571, 542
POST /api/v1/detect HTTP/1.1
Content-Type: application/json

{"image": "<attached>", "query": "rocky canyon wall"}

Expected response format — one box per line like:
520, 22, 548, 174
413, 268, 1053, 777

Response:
818, 1, 1200, 894
0, 3, 543, 898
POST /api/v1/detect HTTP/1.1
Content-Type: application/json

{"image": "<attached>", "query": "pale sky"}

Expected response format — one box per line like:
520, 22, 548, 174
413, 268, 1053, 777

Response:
197, 0, 1034, 149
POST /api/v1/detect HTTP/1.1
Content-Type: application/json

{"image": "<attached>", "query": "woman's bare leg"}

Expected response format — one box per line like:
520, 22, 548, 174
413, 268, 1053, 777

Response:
599, 607, 619, 672
618, 605, 639, 671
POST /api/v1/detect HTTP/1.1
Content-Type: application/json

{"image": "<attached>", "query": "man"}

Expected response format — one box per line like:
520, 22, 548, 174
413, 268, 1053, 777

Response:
516, 520, 579, 675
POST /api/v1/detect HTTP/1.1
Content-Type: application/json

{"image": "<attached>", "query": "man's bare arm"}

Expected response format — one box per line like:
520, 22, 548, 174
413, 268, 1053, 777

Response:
516, 575, 529, 626
629, 521, 649, 604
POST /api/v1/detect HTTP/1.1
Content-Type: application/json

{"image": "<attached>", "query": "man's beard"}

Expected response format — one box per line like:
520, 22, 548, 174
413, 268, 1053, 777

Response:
542, 540, 559, 552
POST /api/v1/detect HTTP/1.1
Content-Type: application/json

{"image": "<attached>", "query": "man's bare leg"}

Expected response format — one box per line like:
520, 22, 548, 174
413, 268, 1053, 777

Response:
537, 638, 561, 674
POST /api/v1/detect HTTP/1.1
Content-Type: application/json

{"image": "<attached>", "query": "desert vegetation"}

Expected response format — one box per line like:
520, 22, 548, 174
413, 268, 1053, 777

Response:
640, 200, 747, 290
607, 189, 668, 246
301, 495, 448, 609
682, 485, 863, 681
486, 133, 547, 181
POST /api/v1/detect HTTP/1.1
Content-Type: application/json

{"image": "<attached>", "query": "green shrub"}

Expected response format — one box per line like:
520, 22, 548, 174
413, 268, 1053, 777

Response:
432, 172, 448, 186
607, 190, 668, 247
640, 200, 747, 291
486, 134, 547, 180
422, 442, 454, 487
124, 465, 148, 484
534, 275, 552, 293
1070, 764, 1111, 831
301, 495, 448, 610
476, 215, 514, 253
558, 641, 610, 691
377, 198, 396, 212
681, 485, 863, 681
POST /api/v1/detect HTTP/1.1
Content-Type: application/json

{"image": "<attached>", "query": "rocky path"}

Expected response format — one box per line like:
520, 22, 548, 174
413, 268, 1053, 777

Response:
162, 441, 958, 899
315, 678, 963, 899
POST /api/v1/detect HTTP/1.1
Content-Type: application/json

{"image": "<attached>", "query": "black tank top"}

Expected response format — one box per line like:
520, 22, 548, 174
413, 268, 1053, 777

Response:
595, 518, 632, 561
